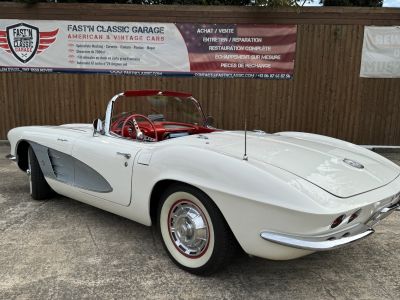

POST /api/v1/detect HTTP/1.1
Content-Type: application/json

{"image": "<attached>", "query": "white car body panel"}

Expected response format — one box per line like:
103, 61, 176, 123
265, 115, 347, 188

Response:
7, 115, 400, 261
72, 133, 140, 206
211, 131, 399, 198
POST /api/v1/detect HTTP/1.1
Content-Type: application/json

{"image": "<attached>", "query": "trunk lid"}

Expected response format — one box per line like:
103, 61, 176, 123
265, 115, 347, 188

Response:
209, 131, 399, 198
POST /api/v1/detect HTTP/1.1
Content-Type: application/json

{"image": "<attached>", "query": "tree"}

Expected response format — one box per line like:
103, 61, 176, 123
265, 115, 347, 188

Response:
14, 0, 304, 6
15, 0, 386, 6
321, 0, 383, 6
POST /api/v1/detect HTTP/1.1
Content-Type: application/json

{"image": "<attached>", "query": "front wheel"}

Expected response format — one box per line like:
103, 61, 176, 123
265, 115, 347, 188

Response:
157, 184, 236, 275
28, 146, 54, 200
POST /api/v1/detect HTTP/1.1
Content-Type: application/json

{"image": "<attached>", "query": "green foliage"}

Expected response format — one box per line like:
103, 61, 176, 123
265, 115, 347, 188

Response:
14, 1, 142, 3
257, 0, 302, 6
321, 0, 383, 6
14, 0, 385, 6
13, 0, 301, 5
145, 0, 249, 4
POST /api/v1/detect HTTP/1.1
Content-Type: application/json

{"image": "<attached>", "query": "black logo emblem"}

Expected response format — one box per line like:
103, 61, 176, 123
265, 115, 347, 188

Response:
0, 23, 59, 64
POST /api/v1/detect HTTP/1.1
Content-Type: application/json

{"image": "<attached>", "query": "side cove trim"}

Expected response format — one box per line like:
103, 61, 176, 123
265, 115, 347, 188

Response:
29, 141, 113, 193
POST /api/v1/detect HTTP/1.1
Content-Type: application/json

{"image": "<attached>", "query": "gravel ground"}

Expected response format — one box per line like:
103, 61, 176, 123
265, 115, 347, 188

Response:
0, 144, 399, 300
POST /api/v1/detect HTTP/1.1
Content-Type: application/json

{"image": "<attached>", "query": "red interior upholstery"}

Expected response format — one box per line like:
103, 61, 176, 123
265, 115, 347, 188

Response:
111, 118, 216, 141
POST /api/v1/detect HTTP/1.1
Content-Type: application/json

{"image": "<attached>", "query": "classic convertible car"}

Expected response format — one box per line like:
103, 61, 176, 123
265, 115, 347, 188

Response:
7, 90, 400, 275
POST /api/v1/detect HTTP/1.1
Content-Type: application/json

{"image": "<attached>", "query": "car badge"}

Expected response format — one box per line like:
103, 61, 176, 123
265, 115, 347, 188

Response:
343, 158, 364, 169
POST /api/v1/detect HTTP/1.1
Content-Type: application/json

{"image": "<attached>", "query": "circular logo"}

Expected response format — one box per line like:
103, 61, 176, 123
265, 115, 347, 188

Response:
343, 158, 364, 169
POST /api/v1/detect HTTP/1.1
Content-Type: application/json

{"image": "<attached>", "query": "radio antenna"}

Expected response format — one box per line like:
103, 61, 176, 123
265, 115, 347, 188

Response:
243, 117, 248, 161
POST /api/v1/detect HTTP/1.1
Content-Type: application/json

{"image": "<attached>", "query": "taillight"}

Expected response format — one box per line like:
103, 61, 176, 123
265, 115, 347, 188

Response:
331, 214, 346, 229
348, 209, 361, 223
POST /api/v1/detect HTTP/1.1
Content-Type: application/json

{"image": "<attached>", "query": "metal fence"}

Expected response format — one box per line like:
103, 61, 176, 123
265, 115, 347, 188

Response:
0, 3, 399, 144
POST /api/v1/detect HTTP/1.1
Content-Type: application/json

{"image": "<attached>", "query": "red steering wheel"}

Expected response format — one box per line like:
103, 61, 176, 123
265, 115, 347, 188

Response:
121, 114, 158, 142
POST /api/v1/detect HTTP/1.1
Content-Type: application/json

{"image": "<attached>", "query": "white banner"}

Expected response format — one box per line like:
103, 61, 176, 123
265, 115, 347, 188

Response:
0, 19, 296, 79
360, 26, 400, 78
0, 19, 190, 76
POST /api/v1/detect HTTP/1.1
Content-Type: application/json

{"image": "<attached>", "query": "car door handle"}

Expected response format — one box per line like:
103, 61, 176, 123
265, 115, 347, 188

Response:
116, 152, 131, 159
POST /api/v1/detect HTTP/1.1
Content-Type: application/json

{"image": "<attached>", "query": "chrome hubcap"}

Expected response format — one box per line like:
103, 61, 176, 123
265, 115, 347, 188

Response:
168, 201, 209, 257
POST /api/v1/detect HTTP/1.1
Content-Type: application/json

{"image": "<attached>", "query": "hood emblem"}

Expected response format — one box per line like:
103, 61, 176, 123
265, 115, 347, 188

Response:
343, 158, 364, 169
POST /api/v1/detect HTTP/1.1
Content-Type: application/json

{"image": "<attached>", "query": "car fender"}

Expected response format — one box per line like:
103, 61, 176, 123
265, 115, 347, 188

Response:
129, 145, 350, 259
129, 143, 334, 228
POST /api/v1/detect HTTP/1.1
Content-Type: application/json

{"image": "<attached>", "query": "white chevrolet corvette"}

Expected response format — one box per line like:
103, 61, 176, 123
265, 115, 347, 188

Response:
7, 90, 400, 275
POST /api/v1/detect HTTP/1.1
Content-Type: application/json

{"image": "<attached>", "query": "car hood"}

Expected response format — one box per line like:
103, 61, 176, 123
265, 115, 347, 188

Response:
207, 131, 399, 198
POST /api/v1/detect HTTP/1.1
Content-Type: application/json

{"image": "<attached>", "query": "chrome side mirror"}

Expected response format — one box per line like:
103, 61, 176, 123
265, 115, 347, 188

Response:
93, 118, 103, 136
205, 115, 214, 127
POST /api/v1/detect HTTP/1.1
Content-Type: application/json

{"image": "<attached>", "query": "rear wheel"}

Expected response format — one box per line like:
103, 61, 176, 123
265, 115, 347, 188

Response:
157, 184, 236, 275
28, 147, 54, 200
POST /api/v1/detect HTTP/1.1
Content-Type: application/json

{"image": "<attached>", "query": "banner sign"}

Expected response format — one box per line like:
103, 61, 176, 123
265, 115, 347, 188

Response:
0, 19, 296, 79
360, 26, 400, 78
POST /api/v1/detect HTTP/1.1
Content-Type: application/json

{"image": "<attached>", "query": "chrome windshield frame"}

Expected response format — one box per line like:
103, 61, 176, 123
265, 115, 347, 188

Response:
103, 92, 207, 137
104, 92, 124, 136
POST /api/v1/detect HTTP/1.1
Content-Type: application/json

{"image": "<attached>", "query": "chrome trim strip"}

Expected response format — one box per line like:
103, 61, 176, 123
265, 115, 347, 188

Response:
362, 145, 400, 149
116, 152, 131, 159
260, 228, 374, 251
6, 154, 17, 161
189, 96, 208, 127
104, 92, 124, 135
367, 201, 400, 226
381, 202, 400, 213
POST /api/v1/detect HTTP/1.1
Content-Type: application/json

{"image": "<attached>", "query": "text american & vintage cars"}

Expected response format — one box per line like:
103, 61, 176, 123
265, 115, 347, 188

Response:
6, 90, 400, 275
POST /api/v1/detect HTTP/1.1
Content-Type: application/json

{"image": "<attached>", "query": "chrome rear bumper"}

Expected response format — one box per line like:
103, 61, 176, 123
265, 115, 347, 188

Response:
6, 154, 16, 162
261, 201, 399, 251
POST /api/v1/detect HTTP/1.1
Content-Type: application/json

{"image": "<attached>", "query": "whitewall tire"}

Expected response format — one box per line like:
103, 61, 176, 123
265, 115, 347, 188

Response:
158, 184, 236, 275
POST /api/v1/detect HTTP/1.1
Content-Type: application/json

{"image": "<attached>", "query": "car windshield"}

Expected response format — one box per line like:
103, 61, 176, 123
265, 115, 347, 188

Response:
111, 95, 205, 126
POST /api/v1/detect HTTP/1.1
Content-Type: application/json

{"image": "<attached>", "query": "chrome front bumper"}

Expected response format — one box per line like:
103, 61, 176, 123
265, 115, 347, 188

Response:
261, 201, 400, 251
6, 154, 16, 162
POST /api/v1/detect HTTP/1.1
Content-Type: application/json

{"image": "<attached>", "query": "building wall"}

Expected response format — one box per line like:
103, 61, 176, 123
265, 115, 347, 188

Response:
0, 3, 399, 144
